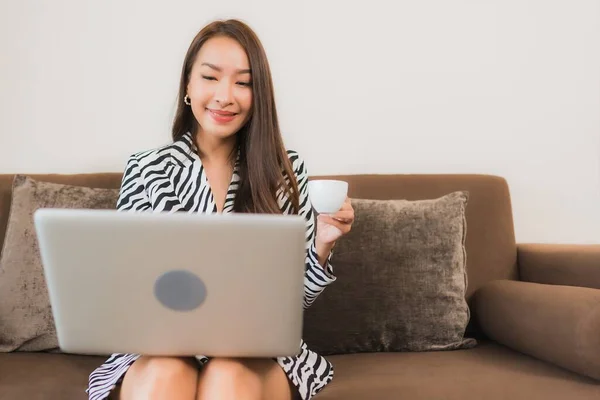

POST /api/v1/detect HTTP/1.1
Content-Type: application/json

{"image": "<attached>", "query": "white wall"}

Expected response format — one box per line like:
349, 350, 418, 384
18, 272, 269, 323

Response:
1, 0, 599, 244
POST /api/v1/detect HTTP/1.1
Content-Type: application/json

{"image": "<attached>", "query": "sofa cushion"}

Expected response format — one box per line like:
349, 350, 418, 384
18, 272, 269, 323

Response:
318, 341, 600, 400
310, 174, 518, 302
0, 173, 123, 253
2, 342, 598, 400
0, 175, 119, 352
304, 192, 476, 354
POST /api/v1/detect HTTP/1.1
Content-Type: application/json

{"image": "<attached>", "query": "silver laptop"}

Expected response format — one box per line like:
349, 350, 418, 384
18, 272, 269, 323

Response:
33, 208, 306, 358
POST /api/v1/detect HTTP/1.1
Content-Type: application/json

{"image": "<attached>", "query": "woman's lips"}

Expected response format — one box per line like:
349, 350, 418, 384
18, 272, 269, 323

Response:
207, 109, 237, 123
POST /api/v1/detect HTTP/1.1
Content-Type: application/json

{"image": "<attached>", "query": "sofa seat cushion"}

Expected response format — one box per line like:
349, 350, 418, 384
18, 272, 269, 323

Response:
1, 342, 599, 399
0, 352, 104, 399
317, 341, 600, 399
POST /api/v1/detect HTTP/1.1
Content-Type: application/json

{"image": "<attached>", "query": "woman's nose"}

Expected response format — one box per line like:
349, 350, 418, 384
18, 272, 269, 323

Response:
214, 80, 233, 106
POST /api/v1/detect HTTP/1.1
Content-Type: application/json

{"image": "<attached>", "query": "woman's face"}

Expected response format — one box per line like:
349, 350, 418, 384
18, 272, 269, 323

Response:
187, 36, 253, 143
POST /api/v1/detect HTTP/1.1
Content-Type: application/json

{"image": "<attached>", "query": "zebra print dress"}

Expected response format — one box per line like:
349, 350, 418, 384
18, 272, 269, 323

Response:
86, 132, 336, 400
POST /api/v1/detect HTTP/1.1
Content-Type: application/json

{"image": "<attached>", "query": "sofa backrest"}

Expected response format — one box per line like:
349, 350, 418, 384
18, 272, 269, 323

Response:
317, 174, 518, 301
0, 173, 123, 255
0, 172, 517, 301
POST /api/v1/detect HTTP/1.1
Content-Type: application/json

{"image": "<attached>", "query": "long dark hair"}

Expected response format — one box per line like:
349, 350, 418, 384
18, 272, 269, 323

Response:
172, 19, 299, 215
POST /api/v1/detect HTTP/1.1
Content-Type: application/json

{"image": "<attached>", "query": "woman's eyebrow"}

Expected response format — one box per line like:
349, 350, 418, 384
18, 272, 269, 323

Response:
201, 62, 251, 74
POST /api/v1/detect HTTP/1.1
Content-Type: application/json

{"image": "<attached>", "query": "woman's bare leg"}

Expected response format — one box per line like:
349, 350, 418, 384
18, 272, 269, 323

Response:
117, 356, 199, 400
196, 357, 294, 400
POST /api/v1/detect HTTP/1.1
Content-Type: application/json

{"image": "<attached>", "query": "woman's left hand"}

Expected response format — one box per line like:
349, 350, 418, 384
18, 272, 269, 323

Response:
316, 197, 355, 246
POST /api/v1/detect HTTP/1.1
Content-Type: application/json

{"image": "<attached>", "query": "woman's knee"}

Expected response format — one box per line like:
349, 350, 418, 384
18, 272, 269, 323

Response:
197, 358, 291, 400
120, 356, 198, 399
144, 356, 197, 374
128, 356, 197, 380
198, 358, 262, 396
203, 358, 262, 384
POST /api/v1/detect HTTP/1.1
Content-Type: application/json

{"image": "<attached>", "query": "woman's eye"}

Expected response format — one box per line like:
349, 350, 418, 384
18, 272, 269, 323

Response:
202, 75, 217, 81
237, 82, 252, 87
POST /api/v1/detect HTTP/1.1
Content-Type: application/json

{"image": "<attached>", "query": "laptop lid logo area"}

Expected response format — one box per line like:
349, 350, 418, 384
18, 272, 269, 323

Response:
154, 270, 207, 311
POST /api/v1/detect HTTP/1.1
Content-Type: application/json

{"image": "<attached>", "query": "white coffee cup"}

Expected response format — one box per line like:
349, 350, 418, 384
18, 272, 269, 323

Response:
308, 180, 348, 214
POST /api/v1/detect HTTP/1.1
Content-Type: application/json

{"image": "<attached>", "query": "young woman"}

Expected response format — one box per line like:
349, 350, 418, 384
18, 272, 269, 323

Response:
86, 19, 354, 400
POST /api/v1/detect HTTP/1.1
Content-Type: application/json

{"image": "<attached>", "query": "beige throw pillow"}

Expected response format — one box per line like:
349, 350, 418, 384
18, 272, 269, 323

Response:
0, 175, 119, 352
303, 191, 477, 354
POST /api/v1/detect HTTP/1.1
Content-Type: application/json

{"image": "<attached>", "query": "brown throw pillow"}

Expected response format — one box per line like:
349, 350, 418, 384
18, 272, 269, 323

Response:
303, 191, 477, 354
0, 175, 119, 352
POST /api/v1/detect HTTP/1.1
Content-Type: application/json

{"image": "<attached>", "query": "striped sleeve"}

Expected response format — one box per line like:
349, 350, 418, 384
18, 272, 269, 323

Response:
292, 152, 337, 309
116, 155, 152, 212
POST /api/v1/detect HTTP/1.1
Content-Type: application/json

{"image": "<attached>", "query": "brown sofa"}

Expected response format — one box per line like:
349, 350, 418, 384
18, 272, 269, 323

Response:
1, 172, 599, 399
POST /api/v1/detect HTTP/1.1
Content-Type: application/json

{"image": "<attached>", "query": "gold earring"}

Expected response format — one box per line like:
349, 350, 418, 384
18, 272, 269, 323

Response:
184, 95, 191, 105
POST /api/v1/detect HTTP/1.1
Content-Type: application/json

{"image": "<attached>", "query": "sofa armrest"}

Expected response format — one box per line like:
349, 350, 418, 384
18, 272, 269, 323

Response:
473, 280, 600, 381
518, 243, 600, 289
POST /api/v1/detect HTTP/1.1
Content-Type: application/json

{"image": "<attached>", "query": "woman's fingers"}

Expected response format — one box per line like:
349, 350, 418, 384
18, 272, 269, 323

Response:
318, 214, 351, 233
